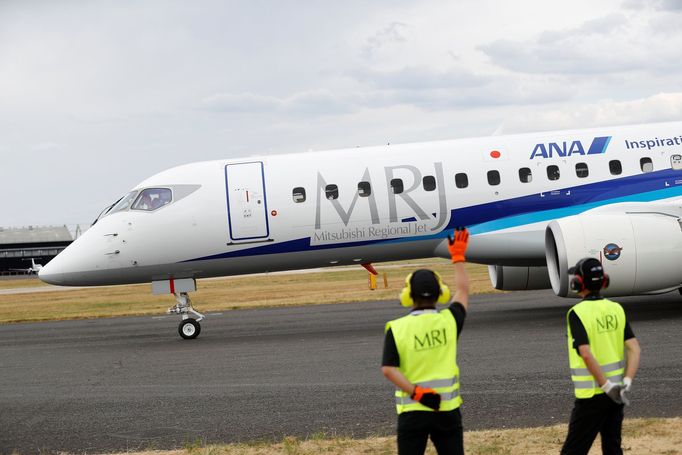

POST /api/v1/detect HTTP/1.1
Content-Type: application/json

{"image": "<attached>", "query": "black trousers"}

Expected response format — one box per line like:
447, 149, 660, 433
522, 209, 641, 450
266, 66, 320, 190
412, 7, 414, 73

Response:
561, 394, 625, 455
397, 409, 463, 455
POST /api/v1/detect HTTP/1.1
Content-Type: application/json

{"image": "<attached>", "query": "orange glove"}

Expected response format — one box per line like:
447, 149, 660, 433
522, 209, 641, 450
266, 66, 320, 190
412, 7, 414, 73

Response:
411, 385, 441, 410
447, 227, 469, 263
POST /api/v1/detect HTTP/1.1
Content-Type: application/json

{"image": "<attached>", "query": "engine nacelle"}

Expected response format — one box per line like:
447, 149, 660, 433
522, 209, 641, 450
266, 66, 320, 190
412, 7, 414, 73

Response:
488, 265, 551, 291
545, 213, 682, 297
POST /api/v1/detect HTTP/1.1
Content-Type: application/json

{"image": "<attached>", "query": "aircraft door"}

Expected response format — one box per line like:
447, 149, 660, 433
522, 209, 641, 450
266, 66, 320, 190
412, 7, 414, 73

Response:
225, 161, 270, 241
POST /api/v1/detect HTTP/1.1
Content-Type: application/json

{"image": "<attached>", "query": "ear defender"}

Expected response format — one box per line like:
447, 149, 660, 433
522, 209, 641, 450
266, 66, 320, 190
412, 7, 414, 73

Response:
570, 273, 608, 292
570, 275, 584, 293
400, 273, 415, 307
433, 271, 451, 304
399, 271, 451, 307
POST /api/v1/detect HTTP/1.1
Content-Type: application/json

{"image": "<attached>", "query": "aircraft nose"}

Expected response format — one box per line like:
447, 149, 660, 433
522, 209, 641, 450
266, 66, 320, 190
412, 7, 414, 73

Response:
37, 221, 121, 286
38, 260, 64, 285
38, 242, 84, 285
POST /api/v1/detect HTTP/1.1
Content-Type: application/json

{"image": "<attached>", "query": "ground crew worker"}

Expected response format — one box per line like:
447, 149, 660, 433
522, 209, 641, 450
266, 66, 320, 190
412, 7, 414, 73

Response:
561, 257, 641, 455
381, 228, 470, 455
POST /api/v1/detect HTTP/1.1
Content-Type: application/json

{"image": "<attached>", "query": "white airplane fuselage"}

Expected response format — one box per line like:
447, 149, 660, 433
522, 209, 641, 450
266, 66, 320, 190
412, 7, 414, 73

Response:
40, 121, 682, 299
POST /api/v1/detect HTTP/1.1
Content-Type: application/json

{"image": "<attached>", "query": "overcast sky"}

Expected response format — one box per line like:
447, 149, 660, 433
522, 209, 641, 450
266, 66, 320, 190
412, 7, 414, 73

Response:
3, 0, 682, 228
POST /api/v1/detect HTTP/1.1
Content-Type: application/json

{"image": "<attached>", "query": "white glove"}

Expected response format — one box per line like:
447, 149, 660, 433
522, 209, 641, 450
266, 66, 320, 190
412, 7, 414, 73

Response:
623, 377, 632, 392
620, 377, 633, 406
601, 380, 624, 404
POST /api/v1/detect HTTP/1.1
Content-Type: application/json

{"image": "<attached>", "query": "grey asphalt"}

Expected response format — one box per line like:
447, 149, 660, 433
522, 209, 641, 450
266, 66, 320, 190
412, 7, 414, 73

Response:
1, 290, 681, 454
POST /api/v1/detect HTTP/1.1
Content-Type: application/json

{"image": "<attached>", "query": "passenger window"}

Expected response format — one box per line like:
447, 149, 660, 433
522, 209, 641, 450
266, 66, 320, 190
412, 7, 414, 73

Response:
390, 178, 404, 194
358, 181, 371, 197
325, 184, 339, 200
672, 154, 682, 170
609, 160, 622, 175
423, 176, 436, 191
640, 157, 653, 173
487, 170, 500, 186
519, 168, 532, 183
575, 162, 589, 178
292, 187, 306, 203
455, 173, 468, 189
547, 165, 560, 181
132, 188, 172, 211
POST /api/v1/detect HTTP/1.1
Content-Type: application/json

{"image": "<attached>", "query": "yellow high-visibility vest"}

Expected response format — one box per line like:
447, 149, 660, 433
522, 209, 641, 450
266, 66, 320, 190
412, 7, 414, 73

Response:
386, 309, 462, 414
567, 299, 626, 399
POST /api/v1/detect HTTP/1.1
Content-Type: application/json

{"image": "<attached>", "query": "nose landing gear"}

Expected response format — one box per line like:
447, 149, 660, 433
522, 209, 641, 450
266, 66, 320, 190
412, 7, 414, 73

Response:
179, 318, 201, 339
168, 292, 205, 340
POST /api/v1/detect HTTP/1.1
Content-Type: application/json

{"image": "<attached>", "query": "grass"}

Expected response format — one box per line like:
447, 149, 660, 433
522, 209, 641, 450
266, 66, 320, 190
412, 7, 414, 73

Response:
0, 260, 500, 324
34, 417, 679, 455
0, 277, 48, 290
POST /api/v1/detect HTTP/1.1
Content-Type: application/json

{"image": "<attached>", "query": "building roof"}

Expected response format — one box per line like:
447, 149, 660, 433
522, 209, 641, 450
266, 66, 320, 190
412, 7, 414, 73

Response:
0, 226, 73, 245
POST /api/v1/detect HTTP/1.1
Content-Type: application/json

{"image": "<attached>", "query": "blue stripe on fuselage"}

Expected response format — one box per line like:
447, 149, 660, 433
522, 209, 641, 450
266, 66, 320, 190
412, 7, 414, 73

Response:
184, 168, 682, 262
443, 167, 682, 231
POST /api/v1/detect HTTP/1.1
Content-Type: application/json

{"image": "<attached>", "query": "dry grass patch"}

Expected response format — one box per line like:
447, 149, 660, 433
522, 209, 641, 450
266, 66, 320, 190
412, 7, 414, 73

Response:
0, 261, 498, 323
0, 278, 49, 290
464, 418, 682, 455
58, 418, 682, 455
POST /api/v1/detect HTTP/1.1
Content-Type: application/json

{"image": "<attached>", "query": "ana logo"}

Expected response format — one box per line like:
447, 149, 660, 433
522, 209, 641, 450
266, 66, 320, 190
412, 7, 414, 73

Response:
530, 136, 612, 159
603, 243, 623, 261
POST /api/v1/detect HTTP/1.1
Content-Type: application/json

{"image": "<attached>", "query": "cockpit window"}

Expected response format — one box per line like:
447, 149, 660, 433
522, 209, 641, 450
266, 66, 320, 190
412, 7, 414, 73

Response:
93, 190, 138, 224
109, 191, 139, 215
132, 188, 173, 211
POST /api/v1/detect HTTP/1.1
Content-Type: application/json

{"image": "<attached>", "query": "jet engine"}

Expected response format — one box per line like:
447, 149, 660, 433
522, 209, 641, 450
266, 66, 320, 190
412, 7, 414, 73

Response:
545, 213, 682, 297
488, 265, 551, 291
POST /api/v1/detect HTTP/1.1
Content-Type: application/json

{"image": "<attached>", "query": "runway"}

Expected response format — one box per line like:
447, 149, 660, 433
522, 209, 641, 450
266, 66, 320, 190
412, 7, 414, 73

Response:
1, 290, 681, 454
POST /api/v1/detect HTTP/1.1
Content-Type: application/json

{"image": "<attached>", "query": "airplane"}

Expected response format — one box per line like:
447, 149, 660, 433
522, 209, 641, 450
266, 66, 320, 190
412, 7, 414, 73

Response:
39, 120, 682, 339
11, 258, 44, 275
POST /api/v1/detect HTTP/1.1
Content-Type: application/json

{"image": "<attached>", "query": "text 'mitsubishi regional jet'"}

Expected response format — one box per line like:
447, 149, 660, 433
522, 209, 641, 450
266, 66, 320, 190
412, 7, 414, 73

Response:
39, 121, 682, 339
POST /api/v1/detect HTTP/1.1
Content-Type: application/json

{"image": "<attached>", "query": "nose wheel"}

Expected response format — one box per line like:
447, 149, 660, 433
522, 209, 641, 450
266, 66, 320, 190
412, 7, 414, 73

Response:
168, 292, 205, 340
179, 318, 201, 339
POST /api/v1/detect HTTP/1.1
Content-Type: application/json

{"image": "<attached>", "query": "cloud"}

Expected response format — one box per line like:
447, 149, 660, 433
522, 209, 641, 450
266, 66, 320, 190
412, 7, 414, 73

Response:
623, 0, 682, 11
30, 142, 68, 153
537, 13, 629, 44
361, 22, 408, 59
348, 66, 574, 110
201, 93, 281, 113
284, 90, 354, 115
352, 66, 488, 90
202, 66, 575, 116
4, 0, 682, 227
200, 89, 353, 115
481, 11, 682, 75
359, 84, 571, 111
496, 92, 682, 134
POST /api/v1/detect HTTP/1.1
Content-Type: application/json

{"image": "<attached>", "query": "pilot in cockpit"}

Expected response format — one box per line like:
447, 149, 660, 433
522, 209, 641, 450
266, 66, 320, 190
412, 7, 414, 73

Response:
153, 190, 172, 209
138, 193, 153, 210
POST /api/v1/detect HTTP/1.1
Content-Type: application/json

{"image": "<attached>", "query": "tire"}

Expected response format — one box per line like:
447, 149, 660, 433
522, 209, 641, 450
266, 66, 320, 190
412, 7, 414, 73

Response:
178, 319, 201, 339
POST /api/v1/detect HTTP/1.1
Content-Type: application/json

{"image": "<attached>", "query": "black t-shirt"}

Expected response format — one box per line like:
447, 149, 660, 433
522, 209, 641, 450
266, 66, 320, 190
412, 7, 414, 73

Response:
568, 299, 635, 354
381, 302, 466, 367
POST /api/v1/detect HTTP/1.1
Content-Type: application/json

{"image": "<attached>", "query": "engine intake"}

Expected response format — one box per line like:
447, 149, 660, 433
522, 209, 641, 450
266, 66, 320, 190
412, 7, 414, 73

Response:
545, 213, 682, 297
